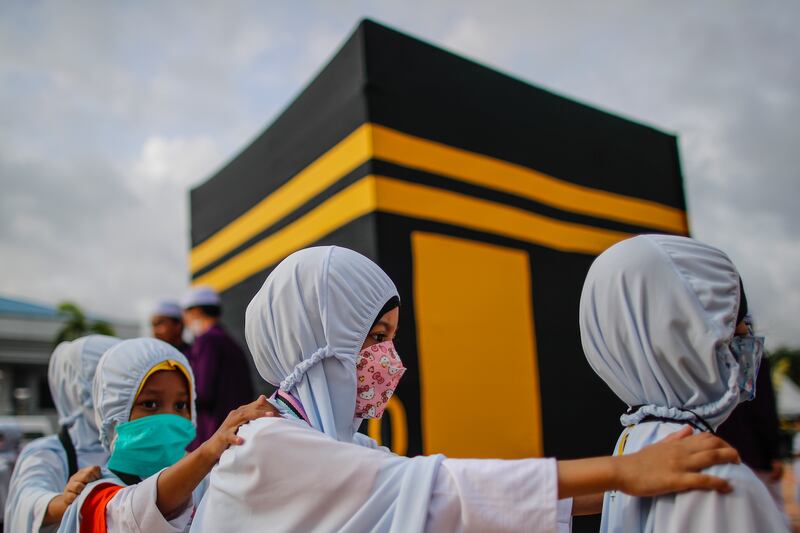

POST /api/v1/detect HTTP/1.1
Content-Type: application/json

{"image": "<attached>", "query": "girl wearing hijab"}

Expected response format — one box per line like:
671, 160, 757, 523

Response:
580, 234, 788, 532
192, 245, 739, 533
5, 335, 119, 532
57, 338, 275, 532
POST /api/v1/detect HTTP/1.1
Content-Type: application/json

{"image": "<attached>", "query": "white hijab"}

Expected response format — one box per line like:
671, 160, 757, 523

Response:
58, 339, 203, 533
48, 335, 121, 450
93, 338, 196, 450
580, 234, 787, 532
580, 234, 745, 430
246, 246, 398, 443
200, 246, 444, 533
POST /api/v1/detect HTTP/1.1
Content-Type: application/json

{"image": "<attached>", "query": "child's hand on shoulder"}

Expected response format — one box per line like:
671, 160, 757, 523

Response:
64, 465, 102, 504
617, 427, 740, 496
200, 395, 278, 461
44, 465, 102, 525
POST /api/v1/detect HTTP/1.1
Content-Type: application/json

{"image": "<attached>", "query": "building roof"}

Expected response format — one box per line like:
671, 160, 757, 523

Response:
0, 296, 60, 319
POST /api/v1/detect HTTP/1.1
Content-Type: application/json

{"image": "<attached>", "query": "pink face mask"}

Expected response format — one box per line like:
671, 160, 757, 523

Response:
355, 340, 406, 419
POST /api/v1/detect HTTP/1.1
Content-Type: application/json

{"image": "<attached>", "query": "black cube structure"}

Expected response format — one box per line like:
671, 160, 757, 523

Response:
189, 19, 688, 461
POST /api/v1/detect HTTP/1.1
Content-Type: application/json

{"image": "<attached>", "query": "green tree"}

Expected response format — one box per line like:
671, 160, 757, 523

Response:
54, 301, 115, 345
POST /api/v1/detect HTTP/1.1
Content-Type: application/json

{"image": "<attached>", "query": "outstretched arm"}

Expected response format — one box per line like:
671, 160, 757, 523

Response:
557, 427, 739, 500
155, 395, 277, 517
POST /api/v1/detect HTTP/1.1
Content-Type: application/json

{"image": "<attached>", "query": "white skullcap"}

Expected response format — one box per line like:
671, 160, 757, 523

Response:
152, 300, 183, 320
181, 286, 221, 309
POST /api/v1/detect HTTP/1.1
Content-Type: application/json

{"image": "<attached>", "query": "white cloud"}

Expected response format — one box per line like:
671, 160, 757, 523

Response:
131, 136, 223, 189
0, 0, 798, 351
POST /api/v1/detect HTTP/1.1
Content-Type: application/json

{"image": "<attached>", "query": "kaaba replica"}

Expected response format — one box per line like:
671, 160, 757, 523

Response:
189, 19, 688, 461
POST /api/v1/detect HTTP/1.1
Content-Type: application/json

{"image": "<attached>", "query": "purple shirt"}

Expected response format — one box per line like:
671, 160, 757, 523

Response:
186, 324, 255, 450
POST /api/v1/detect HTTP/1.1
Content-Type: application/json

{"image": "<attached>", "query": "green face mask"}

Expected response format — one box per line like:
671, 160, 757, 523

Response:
107, 413, 196, 478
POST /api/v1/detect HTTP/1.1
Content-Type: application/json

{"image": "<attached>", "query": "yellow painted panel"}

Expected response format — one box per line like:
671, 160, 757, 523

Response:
189, 124, 373, 273
412, 232, 543, 458
367, 396, 409, 456
372, 124, 688, 234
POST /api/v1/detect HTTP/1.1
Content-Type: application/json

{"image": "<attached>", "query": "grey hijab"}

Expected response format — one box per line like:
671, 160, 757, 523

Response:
580, 234, 745, 430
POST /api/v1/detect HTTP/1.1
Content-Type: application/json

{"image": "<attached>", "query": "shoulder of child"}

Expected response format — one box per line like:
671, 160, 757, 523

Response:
665, 462, 788, 531
13, 434, 68, 473
234, 415, 320, 443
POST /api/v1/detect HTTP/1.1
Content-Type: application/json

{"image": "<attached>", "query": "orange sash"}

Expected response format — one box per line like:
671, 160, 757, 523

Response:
79, 482, 123, 533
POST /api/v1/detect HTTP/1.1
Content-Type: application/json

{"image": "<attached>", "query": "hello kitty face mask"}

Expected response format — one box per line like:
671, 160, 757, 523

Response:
355, 341, 406, 419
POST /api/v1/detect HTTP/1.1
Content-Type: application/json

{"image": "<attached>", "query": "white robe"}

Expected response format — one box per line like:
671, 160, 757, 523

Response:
601, 422, 788, 533
191, 417, 568, 533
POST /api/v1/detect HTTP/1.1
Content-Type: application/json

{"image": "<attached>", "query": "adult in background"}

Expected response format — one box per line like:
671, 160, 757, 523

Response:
151, 300, 191, 356
182, 286, 254, 450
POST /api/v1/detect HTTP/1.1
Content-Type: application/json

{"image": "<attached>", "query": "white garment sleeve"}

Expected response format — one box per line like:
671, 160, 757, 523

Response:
556, 498, 573, 533
104, 470, 193, 533
4, 443, 65, 533
352, 431, 394, 454
425, 457, 559, 533
191, 418, 384, 533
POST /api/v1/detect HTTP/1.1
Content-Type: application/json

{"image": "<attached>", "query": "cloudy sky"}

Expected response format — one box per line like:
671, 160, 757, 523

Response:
1, 1, 798, 347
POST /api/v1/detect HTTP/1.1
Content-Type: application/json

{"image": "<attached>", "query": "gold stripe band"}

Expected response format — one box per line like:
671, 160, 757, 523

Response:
370, 124, 688, 235
193, 175, 632, 292
193, 177, 376, 292
190, 124, 686, 275
375, 176, 630, 255
189, 125, 373, 273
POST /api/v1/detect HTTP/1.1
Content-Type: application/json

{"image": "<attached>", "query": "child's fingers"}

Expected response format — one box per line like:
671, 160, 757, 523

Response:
250, 395, 279, 414
238, 406, 275, 424
681, 434, 739, 462
81, 468, 100, 483
87, 465, 102, 480
70, 465, 101, 484
679, 473, 733, 493
221, 399, 280, 435
246, 395, 269, 409
66, 481, 86, 496
693, 447, 740, 469
226, 432, 244, 445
